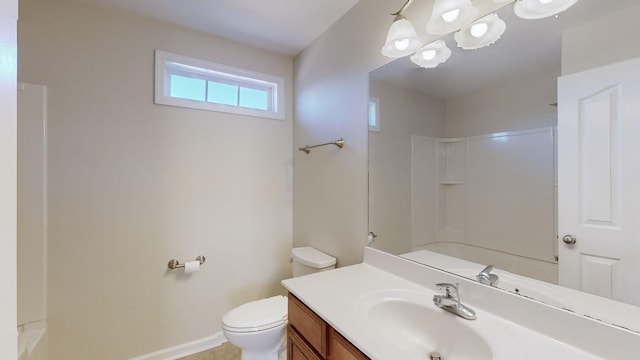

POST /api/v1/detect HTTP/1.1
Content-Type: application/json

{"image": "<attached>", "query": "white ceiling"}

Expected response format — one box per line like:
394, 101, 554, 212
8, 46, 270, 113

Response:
80, 0, 360, 56
78, 0, 635, 97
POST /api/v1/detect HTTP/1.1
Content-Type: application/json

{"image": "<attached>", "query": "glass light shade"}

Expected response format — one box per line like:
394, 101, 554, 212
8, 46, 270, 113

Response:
493, 0, 513, 3
410, 39, 452, 68
381, 16, 422, 58
454, 13, 507, 50
514, 0, 578, 19
426, 0, 479, 35
470, 22, 489, 37
441, 8, 461, 22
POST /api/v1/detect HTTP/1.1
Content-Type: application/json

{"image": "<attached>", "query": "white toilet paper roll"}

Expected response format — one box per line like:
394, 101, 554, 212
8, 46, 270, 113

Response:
184, 260, 200, 274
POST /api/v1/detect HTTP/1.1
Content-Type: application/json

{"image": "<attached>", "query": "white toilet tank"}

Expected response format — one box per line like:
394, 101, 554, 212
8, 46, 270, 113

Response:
291, 247, 336, 277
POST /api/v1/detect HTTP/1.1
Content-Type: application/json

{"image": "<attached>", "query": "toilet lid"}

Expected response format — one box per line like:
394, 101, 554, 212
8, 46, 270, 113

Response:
222, 295, 288, 333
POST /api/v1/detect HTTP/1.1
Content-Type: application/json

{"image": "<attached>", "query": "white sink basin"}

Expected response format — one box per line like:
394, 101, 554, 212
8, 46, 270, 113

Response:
356, 289, 493, 360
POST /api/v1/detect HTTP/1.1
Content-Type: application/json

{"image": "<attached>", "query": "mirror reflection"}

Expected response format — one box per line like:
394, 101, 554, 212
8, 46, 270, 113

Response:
368, 0, 640, 331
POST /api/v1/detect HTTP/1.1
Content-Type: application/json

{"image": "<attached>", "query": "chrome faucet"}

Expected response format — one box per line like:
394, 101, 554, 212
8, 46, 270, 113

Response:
433, 283, 476, 320
477, 265, 499, 286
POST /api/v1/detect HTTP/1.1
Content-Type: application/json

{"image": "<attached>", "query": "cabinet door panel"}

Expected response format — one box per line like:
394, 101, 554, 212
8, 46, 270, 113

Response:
288, 293, 328, 357
288, 326, 322, 360
328, 328, 369, 360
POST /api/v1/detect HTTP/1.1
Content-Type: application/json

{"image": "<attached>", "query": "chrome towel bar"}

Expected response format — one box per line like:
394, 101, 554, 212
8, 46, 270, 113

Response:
298, 138, 345, 154
167, 255, 206, 270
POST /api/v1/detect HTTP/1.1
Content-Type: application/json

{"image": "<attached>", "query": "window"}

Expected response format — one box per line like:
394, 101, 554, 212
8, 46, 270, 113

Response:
155, 50, 285, 120
368, 97, 380, 132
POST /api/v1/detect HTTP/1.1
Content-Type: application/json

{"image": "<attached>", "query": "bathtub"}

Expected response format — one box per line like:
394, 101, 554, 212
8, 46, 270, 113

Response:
411, 242, 558, 283
18, 320, 47, 360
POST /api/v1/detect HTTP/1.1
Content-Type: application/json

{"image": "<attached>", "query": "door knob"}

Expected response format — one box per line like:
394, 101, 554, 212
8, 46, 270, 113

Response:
562, 234, 577, 245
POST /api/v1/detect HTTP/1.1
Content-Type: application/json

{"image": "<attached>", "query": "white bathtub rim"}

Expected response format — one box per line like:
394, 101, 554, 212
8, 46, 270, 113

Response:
18, 319, 46, 358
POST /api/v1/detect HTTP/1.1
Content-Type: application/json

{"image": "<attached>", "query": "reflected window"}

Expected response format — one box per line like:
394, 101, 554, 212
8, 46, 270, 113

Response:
369, 97, 380, 132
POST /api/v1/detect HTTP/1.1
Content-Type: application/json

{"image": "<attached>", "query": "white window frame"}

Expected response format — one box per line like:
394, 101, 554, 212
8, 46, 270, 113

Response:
155, 50, 285, 120
368, 97, 380, 132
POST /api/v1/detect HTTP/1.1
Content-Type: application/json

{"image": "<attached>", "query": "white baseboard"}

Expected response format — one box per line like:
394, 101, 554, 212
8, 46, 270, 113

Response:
129, 332, 227, 360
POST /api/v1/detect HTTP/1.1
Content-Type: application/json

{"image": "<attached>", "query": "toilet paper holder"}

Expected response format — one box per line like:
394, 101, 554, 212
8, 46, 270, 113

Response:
167, 255, 206, 270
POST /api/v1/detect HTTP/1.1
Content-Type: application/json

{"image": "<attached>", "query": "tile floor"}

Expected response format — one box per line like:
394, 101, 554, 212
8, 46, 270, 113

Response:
178, 342, 240, 360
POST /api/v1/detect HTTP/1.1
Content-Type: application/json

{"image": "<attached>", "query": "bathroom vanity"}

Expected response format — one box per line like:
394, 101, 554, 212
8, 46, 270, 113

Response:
287, 293, 368, 360
282, 248, 640, 360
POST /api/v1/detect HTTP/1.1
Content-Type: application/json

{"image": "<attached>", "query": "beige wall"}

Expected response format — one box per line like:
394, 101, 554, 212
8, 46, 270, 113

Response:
0, 0, 18, 358
445, 64, 559, 137
562, 4, 640, 76
292, 0, 389, 267
18, 0, 293, 358
368, 80, 445, 255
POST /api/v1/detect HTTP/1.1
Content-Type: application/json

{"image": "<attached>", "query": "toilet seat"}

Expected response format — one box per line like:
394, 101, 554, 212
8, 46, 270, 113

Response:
222, 295, 288, 334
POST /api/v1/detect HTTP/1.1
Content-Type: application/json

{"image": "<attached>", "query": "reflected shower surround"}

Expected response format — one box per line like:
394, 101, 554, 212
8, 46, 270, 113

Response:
381, 0, 579, 68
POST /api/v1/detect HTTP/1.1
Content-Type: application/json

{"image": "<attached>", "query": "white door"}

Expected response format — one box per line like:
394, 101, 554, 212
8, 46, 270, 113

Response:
558, 57, 640, 306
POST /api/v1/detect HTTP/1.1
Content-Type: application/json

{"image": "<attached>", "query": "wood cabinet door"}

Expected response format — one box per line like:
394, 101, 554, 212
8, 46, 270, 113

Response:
288, 294, 328, 357
328, 328, 369, 360
287, 293, 369, 360
288, 326, 323, 360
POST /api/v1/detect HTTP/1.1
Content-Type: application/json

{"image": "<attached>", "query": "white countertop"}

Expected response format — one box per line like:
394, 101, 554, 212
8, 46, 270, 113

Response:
282, 248, 639, 360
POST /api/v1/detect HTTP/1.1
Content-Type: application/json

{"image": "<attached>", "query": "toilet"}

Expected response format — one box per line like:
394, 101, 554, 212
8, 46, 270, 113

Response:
222, 247, 337, 360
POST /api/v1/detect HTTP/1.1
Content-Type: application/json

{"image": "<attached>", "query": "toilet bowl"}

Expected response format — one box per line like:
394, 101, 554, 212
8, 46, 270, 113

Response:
221, 247, 336, 360
222, 295, 288, 360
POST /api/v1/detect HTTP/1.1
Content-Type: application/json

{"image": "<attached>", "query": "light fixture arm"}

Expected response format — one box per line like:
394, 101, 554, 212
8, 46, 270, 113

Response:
391, 0, 415, 16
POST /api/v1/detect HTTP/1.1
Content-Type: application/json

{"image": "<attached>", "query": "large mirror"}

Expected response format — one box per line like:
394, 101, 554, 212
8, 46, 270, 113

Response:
369, 0, 640, 332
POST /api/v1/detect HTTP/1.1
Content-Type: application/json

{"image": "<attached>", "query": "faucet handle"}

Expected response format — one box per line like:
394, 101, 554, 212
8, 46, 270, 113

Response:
479, 265, 494, 275
436, 282, 456, 289
436, 283, 459, 298
477, 265, 499, 286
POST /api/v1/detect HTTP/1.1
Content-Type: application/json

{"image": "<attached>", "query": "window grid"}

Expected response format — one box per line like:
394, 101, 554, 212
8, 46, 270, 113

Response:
166, 64, 274, 112
155, 50, 285, 120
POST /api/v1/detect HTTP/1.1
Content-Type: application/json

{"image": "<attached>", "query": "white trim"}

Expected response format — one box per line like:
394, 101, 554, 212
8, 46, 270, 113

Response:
0, 1, 19, 359
128, 332, 227, 360
154, 50, 285, 120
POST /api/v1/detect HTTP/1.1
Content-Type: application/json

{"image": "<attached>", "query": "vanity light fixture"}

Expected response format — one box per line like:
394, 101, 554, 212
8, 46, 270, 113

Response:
410, 39, 452, 68
454, 13, 507, 50
381, 0, 578, 67
426, 0, 480, 35
381, 0, 422, 58
514, 0, 579, 19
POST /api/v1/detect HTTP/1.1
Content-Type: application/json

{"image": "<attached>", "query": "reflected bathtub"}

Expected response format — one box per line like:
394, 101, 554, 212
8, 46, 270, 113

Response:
18, 320, 47, 360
